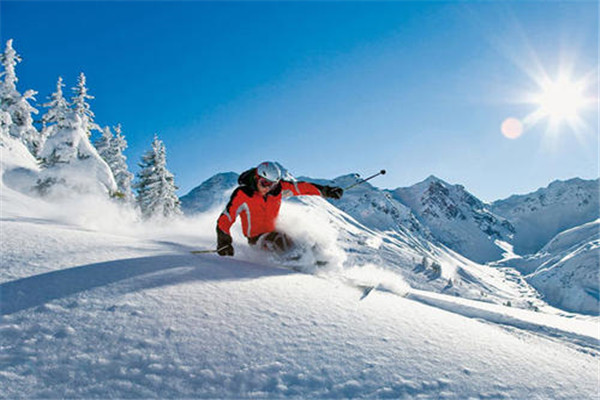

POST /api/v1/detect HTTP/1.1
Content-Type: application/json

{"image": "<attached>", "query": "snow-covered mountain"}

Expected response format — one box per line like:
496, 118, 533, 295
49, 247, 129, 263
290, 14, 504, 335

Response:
1, 150, 598, 398
179, 172, 238, 214
308, 174, 428, 236
391, 176, 515, 263
491, 178, 599, 255
497, 220, 600, 315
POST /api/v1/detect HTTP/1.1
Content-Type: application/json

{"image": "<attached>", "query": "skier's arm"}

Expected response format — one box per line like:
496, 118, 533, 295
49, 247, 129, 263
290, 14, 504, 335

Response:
216, 188, 247, 256
217, 187, 246, 235
281, 181, 344, 199
280, 181, 321, 197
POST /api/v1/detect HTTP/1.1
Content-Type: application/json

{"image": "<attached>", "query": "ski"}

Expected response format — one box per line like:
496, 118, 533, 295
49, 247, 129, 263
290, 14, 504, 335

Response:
359, 285, 376, 300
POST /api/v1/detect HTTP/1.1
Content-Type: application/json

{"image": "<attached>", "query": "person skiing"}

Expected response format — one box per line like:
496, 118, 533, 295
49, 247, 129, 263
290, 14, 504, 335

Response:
216, 161, 344, 256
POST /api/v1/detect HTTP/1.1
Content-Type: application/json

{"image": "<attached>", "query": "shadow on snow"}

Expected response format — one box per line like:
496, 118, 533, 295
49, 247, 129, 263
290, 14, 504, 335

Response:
0, 253, 292, 315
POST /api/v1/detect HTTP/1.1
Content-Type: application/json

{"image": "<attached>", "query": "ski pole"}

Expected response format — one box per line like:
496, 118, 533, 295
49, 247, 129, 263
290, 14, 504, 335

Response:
191, 245, 230, 255
343, 169, 386, 191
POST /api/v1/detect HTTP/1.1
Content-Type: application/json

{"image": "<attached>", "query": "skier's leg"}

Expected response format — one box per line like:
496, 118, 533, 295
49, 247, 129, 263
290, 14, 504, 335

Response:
270, 232, 293, 253
250, 231, 294, 253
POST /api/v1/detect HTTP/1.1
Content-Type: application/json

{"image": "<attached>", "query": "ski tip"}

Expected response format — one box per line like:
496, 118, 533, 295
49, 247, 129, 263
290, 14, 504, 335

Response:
359, 285, 376, 301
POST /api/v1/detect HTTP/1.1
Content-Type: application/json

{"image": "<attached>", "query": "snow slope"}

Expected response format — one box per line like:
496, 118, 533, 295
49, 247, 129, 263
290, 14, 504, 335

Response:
1, 209, 598, 398
498, 220, 600, 315
2, 161, 599, 398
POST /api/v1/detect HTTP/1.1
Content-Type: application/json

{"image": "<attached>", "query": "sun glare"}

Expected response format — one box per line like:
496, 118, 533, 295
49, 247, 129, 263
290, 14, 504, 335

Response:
522, 70, 596, 135
534, 77, 586, 123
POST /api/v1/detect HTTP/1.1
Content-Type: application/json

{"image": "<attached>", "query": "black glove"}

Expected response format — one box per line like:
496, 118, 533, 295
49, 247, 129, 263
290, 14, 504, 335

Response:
216, 228, 234, 256
321, 186, 344, 200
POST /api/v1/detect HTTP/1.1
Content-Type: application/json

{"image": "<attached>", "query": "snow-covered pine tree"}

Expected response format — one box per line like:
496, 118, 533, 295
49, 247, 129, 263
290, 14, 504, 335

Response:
37, 111, 116, 197
71, 72, 100, 138
94, 124, 134, 202
0, 39, 40, 153
111, 124, 135, 202
135, 135, 181, 219
40, 76, 70, 148
95, 125, 114, 162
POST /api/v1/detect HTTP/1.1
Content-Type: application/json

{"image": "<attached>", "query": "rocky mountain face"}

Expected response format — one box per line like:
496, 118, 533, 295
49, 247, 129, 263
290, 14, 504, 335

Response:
391, 176, 515, 263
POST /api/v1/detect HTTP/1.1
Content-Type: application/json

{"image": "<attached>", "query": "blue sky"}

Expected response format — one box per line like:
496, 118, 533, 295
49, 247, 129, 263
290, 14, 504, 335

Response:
1, 1, 598, 201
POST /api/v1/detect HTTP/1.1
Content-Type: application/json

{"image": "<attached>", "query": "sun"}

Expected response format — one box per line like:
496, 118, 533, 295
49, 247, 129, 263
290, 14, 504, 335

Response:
534, 77, 586, 124
522, 71, 596, 134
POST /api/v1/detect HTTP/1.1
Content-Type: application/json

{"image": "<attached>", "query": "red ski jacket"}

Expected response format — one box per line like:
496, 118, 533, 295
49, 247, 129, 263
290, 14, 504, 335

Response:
217, 168, 325, 239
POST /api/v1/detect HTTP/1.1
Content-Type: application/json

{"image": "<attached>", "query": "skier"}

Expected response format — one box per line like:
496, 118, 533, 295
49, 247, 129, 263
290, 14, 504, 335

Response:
216, 161, 344, 256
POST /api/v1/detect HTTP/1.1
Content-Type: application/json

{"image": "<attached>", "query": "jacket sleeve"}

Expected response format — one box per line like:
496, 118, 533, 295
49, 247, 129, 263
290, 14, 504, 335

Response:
217, 188, 247, 235
280, 181, 325, 198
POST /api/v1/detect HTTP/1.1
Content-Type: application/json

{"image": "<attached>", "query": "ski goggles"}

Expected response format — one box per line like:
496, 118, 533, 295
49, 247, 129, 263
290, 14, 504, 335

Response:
257, 177, 276, 189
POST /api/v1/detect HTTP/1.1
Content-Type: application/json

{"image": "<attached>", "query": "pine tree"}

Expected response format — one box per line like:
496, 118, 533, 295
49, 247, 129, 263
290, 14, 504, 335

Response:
37, 112, 116, 196
42, 77, 70, 128
135, 135, 181, 219
111, 124, 135, 202
0, 39, 40, 153
94, 125, 114, 162
40, 76, 71, 147
71, 72, 100, 138
94, 124, 134, 202
0, 39, 19, 94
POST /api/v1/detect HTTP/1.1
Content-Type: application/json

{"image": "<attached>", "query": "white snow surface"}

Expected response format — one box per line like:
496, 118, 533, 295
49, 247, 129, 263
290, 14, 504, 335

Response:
500, 220, 600, 315
2, 156, 599, 398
